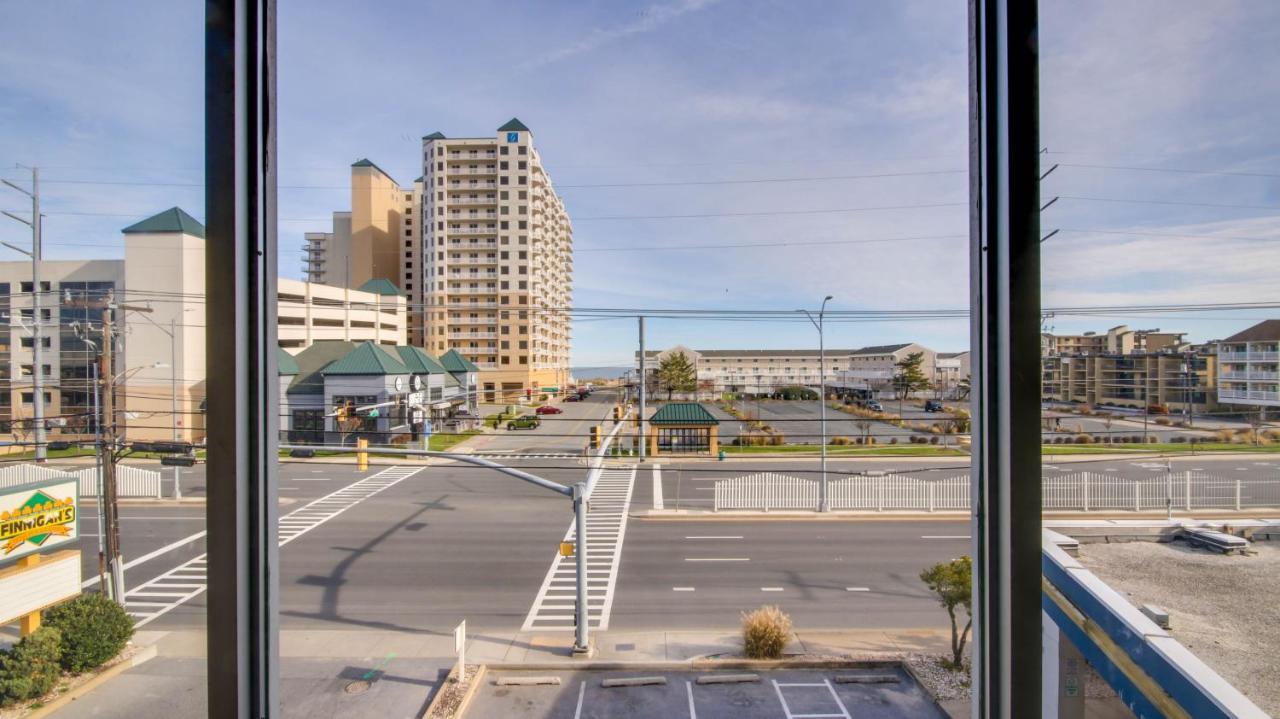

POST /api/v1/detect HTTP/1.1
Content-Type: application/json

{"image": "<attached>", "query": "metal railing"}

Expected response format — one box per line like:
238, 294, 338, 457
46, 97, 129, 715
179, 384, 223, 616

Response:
0, 463, 162, 498
712, 471, 1280, 512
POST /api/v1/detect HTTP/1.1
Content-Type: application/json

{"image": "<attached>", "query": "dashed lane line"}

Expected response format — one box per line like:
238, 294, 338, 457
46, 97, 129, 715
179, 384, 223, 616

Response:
522, 464, 637, 632
122, 465, 424, 627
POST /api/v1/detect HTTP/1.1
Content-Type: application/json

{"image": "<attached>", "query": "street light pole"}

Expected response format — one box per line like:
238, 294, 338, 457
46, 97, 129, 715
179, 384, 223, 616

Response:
801, 296, 833, 512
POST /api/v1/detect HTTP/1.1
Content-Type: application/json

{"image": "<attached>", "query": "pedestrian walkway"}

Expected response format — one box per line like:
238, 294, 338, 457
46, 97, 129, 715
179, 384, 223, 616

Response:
123, 465, 424, 627
522, 465, 637, 631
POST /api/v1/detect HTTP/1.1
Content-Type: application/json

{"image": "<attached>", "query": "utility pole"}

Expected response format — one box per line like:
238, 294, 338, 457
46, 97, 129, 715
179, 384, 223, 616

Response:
638, 316, 646, 462
2, 166, 46, 462
801, 296, 833, 512
65, 290, 154, 603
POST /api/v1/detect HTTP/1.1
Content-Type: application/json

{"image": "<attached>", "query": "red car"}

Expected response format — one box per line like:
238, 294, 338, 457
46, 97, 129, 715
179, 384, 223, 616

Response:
536, 405, 563, 415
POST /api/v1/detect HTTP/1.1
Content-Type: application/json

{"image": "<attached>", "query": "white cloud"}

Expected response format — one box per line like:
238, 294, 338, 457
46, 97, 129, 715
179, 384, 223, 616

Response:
522, 0, 722, 71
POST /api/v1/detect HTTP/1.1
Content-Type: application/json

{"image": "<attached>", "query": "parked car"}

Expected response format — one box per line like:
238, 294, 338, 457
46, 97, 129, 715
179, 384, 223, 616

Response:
506, 415, 542, 430
866, 400, 884, 412
536, 405, 563, 415
1147, 404, 1170, 415
564, 394, 581, 402
924, 400, 944, 412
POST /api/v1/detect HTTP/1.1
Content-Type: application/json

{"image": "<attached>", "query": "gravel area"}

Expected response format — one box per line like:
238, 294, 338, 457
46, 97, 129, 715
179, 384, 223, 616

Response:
1077, 539, 1280, 715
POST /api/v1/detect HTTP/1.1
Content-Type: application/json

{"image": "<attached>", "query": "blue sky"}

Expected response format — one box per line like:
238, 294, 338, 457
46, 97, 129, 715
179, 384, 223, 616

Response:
3, 1, 1279, 365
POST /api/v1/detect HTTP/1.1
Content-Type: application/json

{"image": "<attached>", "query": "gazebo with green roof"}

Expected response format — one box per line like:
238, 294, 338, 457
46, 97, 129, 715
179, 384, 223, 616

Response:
647, 402, 720, 455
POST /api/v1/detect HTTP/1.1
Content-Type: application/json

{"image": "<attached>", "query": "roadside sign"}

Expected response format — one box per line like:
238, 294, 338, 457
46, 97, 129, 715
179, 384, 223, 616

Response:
0, 479, 79, 564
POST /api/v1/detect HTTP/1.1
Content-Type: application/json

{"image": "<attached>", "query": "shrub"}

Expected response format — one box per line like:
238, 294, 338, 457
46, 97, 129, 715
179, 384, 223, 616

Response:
1216, 429, 1236, 443
769, 433, 785, 446
830, 436, 850, 446
1170, 436, 1186, 443
741, 605, 792, 659
1075, 434, 1092, 444
43, 593, 134, 673
1154, 418, 1171, 426
0, 627, 62, 704
889, 437, 898, 444
866, 436, 877, 445
929, 436, 940, 445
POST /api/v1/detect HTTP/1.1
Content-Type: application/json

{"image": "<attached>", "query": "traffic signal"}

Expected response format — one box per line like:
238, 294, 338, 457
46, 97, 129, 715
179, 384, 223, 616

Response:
589, 425, 601, 450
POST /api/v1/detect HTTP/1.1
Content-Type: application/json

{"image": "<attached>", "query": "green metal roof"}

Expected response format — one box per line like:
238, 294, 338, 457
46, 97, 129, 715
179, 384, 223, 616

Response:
351, 158, 398, 184
321, 341, 408, 376
122, 207, 205, 238
394, 346, 447, 374
439, 349, 481, 373
423, 131, 446, 140
277, 347, 300, 375
357, 278, 403, 296
288, 341, 363, 393
649, 403, 719, 426
497, 118, 529, 132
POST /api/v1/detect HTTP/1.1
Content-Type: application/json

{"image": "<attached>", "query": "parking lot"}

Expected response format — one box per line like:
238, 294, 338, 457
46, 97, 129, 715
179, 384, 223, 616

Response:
468, 666, 946, 718
700, 399, 946, 446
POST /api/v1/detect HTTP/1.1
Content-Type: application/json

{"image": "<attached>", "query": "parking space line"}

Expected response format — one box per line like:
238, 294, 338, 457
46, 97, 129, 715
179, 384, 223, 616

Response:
573, 680, 585, 719
823, 678, 852, 718
761, 587, 784, 592
845, 587, 870, 592
673, 587, 696, 592
82, 529, 208, 589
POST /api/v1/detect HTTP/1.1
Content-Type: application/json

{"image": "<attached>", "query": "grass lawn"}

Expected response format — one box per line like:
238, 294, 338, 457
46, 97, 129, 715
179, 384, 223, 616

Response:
429, 430, 481, 452
1043, 442, 1280, 455
722, 444, 969, 456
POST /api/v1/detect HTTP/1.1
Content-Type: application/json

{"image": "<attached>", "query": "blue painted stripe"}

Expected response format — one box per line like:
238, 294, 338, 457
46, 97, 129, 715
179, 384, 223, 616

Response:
1043, 552, 1234, 719
1042, 594, 1161, 718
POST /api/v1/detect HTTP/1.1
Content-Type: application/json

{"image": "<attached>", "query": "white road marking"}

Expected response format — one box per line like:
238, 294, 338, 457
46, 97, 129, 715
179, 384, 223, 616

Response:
523, 465, 637, 632
1236, 467, 1248, 471
921, 535, 970, 540
845, 587, 870, 592
685, 536, 743, 540
687, 681, 697, 719
673, 587, 696, 592
81, 529, 208, 589
685, 557, 750, 562
290, 477, 331, 481
761, 587, 784, 592
573, 681, 586, 719
122, 466, 424, 627
652, 464, 664, 510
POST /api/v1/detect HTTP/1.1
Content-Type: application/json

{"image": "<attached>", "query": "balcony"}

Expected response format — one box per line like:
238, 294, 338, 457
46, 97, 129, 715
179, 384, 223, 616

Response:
449, 271, 499, 280
1219, 351, 1280, 362
449, 256, 498, 265
447, 180, 497, 190
447, 151, 497, 160
450, 331, 498, 340
1221, 389, 1280, 402
448, 225, 498, 236
447, 238, 497, 248
448, 287, 499, 295
447, 166, 498, 176
1221, 371, 1280, 381
448, 196, 497, 205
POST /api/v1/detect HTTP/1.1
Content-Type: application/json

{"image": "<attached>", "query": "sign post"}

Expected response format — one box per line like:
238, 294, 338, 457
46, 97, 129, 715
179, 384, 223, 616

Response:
454, 620, 466, 676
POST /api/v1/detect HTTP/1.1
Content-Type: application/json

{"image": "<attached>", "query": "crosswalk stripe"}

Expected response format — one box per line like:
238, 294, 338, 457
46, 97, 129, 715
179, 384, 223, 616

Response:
521, 464, 637, 632
122, 465, 425, 627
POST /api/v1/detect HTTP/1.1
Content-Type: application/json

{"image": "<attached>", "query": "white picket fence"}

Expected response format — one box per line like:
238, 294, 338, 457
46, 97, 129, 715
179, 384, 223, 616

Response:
713, 471, 1280, 512
0, 463, 161, 498
712, 473, 818, 511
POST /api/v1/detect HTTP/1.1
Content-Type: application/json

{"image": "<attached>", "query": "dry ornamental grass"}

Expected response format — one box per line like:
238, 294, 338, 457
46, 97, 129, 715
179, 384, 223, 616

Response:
741, 605, 792, 659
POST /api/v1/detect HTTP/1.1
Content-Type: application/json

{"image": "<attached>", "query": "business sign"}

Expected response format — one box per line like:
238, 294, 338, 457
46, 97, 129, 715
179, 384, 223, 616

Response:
0, 479, 79, 563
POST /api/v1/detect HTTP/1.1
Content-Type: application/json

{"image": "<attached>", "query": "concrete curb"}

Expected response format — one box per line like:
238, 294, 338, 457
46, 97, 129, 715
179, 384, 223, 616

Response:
27, 643, 158, 719
632, 509, 968, 521
485, 658, 904, 671
420, 662, 487, 719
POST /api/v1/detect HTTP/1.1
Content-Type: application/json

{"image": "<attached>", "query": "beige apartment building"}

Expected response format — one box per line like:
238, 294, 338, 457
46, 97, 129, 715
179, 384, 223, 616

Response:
1041, 350, 1217, 414
1041, 325, 1185, 356
277, 277, 407, 351
303, 159, 423, 297
419, 119, 573, 402
1217, 320, 1280, 408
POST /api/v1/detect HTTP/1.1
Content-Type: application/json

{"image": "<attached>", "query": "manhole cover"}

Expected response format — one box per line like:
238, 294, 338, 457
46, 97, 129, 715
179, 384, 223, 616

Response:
344, 680, 371, 695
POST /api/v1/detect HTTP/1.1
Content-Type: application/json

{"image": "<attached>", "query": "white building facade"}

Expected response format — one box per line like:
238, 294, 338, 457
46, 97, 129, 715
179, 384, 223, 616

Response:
1217, 320, 1280, 408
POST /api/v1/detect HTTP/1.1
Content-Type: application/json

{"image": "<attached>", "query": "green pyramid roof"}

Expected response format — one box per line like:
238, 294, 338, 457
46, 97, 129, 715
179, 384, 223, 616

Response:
122, 207, 205, 238
357, 278, 403, 296
351, 158, 397, 183
277, 347, 300, 375
439, 349, 481, 373
423, 131, 446, 140
497, 118, 529, 132
394, 346, 447, 374
322, 341, 408, 376
288, 341, 362, 393
649, 402, 719, 426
